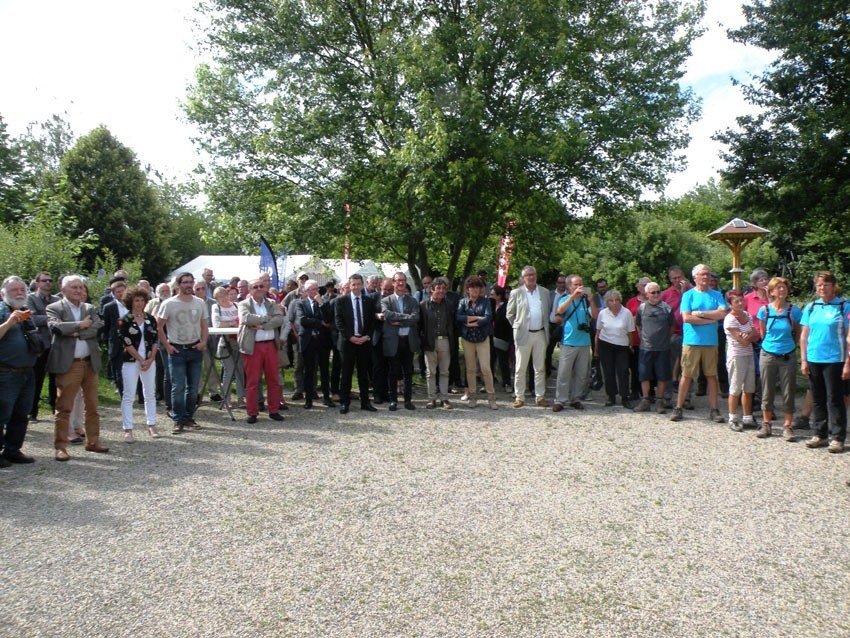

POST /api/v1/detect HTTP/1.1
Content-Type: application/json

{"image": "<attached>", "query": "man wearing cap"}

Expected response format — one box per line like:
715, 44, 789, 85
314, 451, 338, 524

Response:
48, 275, 109, 461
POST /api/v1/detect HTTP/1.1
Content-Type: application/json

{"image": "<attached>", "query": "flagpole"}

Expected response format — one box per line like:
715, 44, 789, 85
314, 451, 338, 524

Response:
343, 202, 351, 279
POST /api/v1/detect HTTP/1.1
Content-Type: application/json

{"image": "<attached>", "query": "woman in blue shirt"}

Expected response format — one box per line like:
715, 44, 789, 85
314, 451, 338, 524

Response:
756, 276, 801, 440
799, 271, 847, 453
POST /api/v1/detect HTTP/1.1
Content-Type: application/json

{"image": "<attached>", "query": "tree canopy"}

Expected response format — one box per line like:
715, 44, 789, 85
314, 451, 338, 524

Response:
55, 126, 175, 280
188, 0, 704, 284
717, 0, 850, 291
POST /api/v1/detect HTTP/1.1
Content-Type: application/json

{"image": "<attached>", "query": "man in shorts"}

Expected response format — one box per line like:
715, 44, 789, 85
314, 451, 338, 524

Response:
633, 281, 674, 414
670, 264, 727, 423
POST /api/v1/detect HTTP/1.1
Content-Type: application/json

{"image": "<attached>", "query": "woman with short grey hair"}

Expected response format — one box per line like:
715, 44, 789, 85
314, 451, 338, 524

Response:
595, 289, 636, 408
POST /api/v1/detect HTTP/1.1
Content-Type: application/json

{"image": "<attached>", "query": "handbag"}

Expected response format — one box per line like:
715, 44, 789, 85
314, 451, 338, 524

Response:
590, 358, 604, 391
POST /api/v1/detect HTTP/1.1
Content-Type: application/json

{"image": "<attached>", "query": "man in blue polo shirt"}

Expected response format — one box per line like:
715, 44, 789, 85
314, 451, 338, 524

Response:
551, 275, 599, 411
670, 264, 727, 423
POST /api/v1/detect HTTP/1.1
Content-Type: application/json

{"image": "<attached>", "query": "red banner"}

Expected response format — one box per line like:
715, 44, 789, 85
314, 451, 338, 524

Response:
496, 220, 516, 287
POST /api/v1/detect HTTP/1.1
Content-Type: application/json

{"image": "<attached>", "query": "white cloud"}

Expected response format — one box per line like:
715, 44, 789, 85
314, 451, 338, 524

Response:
0, 0, 203, 179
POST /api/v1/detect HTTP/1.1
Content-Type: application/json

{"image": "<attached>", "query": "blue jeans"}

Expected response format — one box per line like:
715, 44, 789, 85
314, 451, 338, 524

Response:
0, 369, 35, 453
168, 348, 203, 422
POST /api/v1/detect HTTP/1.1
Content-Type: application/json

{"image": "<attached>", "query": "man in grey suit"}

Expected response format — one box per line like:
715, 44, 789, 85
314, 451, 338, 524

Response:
47, 275, 109, 461
380, 272, 420, 411
506, 265, 551, 408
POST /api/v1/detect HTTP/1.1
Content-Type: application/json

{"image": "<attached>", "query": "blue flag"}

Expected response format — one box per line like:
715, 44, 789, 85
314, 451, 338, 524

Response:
258, 236, 279, 289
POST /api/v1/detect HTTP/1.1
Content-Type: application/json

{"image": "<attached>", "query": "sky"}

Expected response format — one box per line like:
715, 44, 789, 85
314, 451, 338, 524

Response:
0, 0, 774, 199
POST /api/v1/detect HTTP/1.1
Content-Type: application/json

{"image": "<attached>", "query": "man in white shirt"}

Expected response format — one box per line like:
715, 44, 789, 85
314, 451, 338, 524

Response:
506, 265, 551, 408
47, 275, 109, 460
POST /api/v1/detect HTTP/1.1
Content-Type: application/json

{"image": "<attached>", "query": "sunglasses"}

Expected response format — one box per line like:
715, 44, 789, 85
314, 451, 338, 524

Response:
40, 278, 53, 283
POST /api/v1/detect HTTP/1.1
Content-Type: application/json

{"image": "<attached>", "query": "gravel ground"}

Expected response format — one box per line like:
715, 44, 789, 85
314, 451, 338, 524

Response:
1, 381, 849, 638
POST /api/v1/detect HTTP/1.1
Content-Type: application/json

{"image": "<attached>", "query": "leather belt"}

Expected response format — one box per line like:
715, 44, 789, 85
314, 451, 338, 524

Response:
73, 356, 91, 362
0, 364, 32, 373
168, 341, 200, 349
529, 328, 544, 333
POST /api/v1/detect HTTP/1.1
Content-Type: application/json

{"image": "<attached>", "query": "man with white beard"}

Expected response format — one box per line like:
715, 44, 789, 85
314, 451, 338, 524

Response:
0, 276, 38, 465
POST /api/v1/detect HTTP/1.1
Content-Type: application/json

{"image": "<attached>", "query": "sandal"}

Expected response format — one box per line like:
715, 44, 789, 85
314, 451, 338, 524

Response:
148, 426, 161, 439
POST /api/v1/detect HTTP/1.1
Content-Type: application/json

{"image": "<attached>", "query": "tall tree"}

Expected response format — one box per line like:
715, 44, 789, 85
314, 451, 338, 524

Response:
717, 0, 850, 289
188, 0, 703, 283
0, 114, 27, 222
56, 127, 174, 281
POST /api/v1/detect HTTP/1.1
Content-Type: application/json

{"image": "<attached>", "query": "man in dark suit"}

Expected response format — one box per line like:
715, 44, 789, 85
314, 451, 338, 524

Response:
380, 272, 420, 411
334, 273, 377, 414
368, 277, 393, 404
48, 275, 109, 461
99, 278, 128, 395
294, 279, 335, 409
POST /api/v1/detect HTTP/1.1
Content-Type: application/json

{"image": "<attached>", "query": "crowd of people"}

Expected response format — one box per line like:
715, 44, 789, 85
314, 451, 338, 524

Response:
1, 261, 849, 467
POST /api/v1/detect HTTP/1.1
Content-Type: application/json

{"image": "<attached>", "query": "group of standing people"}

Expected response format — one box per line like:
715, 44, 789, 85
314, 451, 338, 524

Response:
1, 260, 849, 466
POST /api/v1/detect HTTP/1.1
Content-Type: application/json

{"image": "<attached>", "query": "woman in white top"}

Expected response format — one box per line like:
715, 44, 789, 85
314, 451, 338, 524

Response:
595, 290, 636, 408
723, 290, 757, 431
211, 286, 245, 407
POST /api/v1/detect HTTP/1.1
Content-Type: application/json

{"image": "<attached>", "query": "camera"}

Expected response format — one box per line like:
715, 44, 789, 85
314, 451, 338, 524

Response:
577, 322, 591, 333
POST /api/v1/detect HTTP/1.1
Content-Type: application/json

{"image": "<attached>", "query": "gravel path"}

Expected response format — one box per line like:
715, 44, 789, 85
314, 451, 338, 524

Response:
2, 384, 849, 638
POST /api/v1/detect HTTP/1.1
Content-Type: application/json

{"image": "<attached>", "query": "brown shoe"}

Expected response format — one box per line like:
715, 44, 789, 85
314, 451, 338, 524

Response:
755, 423, 771, 438
552, 403, 563, 413
55, 449, 70, 462
536, 398, 550, 408
512, 399, 524, 409
84, 443, 110, 454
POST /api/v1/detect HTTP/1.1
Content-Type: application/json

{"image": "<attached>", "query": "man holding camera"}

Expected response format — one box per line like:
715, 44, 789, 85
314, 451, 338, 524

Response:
551, 275, 599, 411
0, 276, 38, 465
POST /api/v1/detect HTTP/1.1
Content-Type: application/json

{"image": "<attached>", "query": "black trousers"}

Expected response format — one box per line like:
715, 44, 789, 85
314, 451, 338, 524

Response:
372, 342, 390, 402
809, 362, 847, 442
598, 340, 630, 402
302, 341, 319, 401
30, 349, 56, 418
388, 340, 414, 402
340, 341, 372, 407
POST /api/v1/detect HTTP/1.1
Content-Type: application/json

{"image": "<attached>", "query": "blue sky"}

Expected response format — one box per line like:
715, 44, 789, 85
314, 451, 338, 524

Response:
0, 0, 773, 199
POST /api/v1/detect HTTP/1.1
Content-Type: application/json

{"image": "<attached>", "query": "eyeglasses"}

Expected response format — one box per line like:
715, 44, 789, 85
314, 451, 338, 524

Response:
251, 285, 265, 290
647, 291, 660, 295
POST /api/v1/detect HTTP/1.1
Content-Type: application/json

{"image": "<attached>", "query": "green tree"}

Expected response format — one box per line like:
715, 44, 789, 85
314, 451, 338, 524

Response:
56, 127, 175, 281
188, 0, 704, 285
0, 217, 91, 283
717, 0, 850, 291
0, 114, 27, 222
